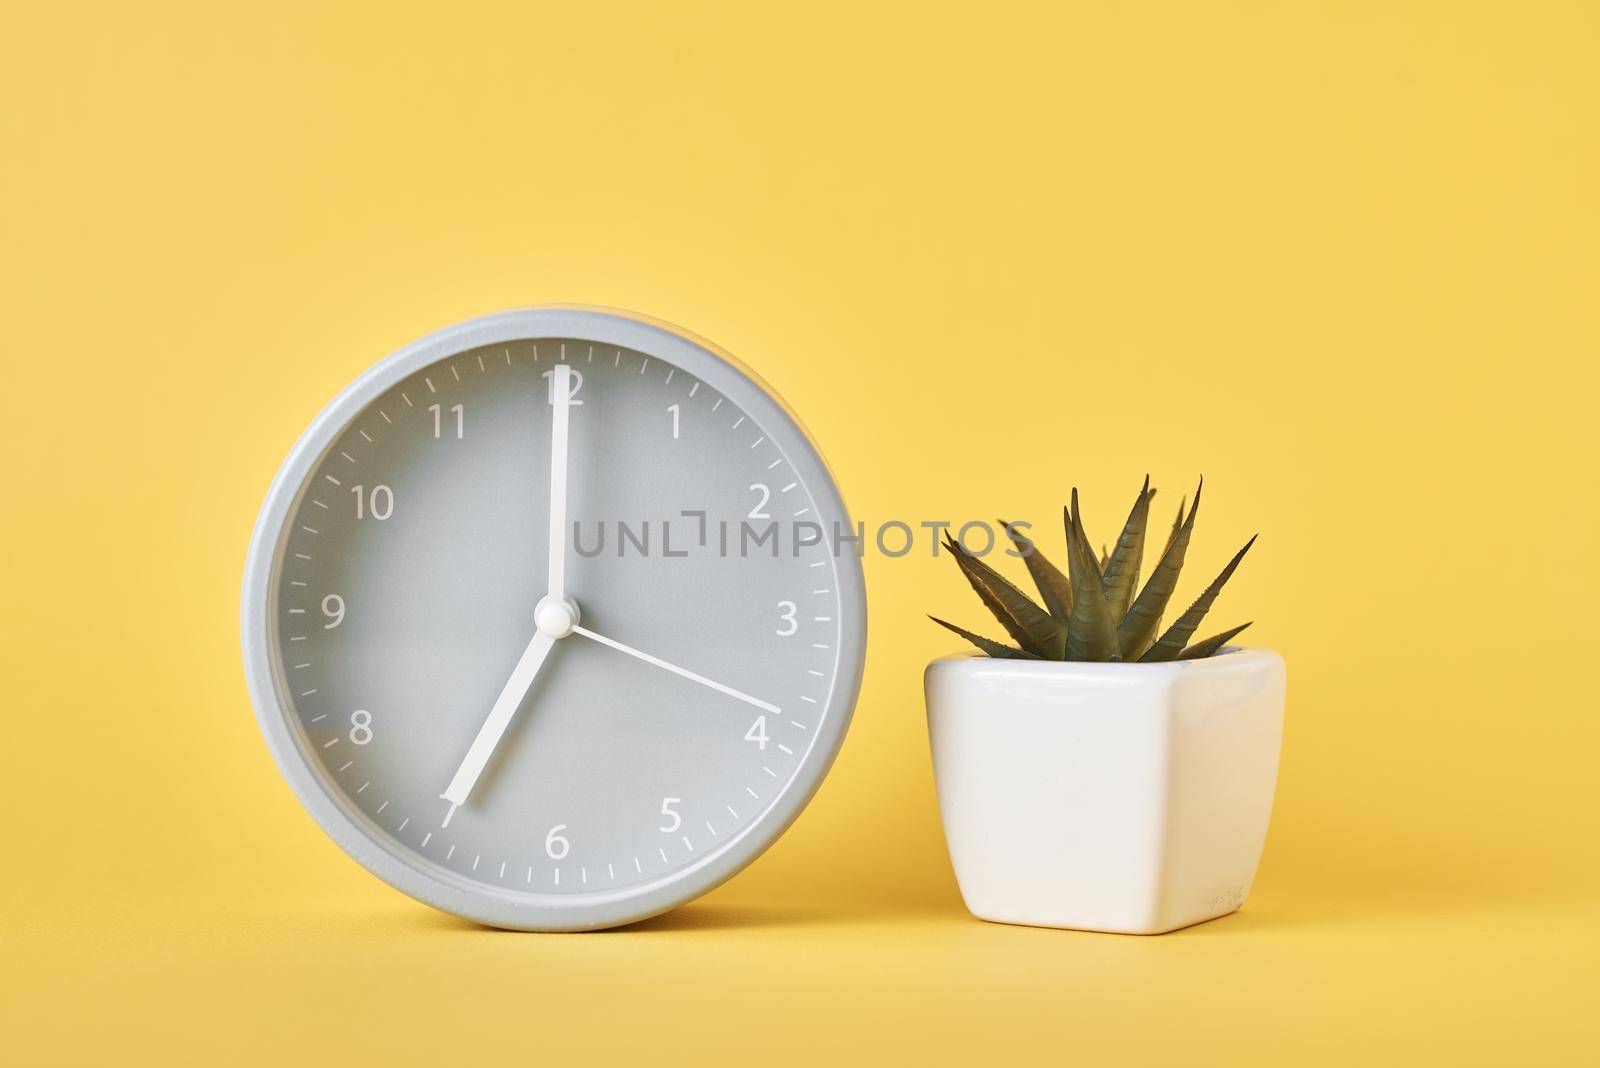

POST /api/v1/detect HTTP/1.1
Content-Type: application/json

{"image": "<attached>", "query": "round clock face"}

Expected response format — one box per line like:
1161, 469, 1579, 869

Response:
241, 308, 866, 930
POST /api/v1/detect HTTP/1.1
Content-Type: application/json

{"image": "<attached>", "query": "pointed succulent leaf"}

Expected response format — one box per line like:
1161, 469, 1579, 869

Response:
928, 616, 1040, 659
1140, 535, 1258, 662
1118, 480, 1203, 660
1100, 475, 1153, 624
945, 535, 1066, 658
1000, 518, 1071, 623
1063, 491, 1120, 661
1177, 622, 1252, 660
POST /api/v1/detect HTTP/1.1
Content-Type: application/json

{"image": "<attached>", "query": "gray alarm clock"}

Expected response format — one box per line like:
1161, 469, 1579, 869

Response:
241, 307, 867, 930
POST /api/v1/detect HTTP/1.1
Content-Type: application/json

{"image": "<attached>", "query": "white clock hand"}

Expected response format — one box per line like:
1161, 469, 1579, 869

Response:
547, 362, 572, 602
439, 628, 559, 827
571, 625, 781, 715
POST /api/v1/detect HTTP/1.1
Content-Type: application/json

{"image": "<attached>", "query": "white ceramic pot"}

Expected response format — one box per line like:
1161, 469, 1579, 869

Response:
925, 648, 1285, 934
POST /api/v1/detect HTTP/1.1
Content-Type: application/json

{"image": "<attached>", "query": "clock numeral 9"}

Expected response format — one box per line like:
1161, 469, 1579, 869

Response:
351, 484, 394, 521
745, 716, 768, 750
544, 825, 571, 860
659, 798, 682, 833
321, 594, 345, 628
542, 368, 584, 405
348, 709, 373, 746
776, 600, 798, 636
428, 402, 464, 439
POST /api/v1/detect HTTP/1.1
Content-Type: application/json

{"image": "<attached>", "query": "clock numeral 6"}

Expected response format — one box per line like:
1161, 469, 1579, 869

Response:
321, 594, 345, 628
542, 368, 584, 405
428, 402, 464, 439
348, 709, 373, 746
351, 484, 393, 521
659, 797, 682, 833
544, 824, 571, 860
745, 716, 768, 750
776, 600, 798, 636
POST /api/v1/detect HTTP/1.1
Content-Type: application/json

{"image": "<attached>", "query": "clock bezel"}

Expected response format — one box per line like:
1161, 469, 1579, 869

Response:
240, 306, 867, 931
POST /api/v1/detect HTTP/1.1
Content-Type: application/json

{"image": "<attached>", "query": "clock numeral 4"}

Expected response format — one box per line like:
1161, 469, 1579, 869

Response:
745, 716, 768, 750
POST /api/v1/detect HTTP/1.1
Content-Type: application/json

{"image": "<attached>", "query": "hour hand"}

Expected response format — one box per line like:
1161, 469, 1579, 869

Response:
439, 628, 558, 825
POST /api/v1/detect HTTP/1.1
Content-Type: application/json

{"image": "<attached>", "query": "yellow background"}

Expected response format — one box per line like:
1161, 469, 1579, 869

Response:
3, 1, 1596, 1063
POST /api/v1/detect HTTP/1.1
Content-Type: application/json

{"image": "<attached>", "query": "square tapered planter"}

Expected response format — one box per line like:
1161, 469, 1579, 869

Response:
924, 649, 1285, 934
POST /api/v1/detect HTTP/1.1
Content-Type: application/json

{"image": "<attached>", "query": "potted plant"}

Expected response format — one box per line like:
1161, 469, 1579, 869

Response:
925, 479, 1285, 934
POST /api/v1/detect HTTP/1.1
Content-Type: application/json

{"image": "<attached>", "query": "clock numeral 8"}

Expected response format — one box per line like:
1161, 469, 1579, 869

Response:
348, 709, 373, 746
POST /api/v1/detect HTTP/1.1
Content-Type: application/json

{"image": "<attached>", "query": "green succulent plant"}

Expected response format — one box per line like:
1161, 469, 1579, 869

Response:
930, 477, 1255, 662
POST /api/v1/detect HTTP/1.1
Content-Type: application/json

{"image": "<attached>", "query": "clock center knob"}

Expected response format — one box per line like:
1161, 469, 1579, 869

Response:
534, 595, 581, 639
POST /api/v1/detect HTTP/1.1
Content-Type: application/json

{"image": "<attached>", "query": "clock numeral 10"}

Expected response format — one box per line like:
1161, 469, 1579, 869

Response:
428, 402, 464, 439
351, 484, 394, 521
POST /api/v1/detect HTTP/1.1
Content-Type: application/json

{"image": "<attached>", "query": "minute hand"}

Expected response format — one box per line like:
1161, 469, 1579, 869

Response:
571, 625, 781, 715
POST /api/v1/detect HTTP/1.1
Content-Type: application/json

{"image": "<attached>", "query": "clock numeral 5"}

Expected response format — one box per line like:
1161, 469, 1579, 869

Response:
659, 797, 682, 833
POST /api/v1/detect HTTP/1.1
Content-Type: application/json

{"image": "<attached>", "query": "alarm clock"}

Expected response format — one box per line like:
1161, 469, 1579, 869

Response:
241, 307, 867, 930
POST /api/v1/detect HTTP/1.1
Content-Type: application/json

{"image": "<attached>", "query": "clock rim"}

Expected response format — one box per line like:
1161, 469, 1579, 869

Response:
240, 305, 867, 931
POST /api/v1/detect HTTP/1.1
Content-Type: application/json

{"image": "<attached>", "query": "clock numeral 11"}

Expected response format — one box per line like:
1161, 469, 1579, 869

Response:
428, 403, 464, 439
